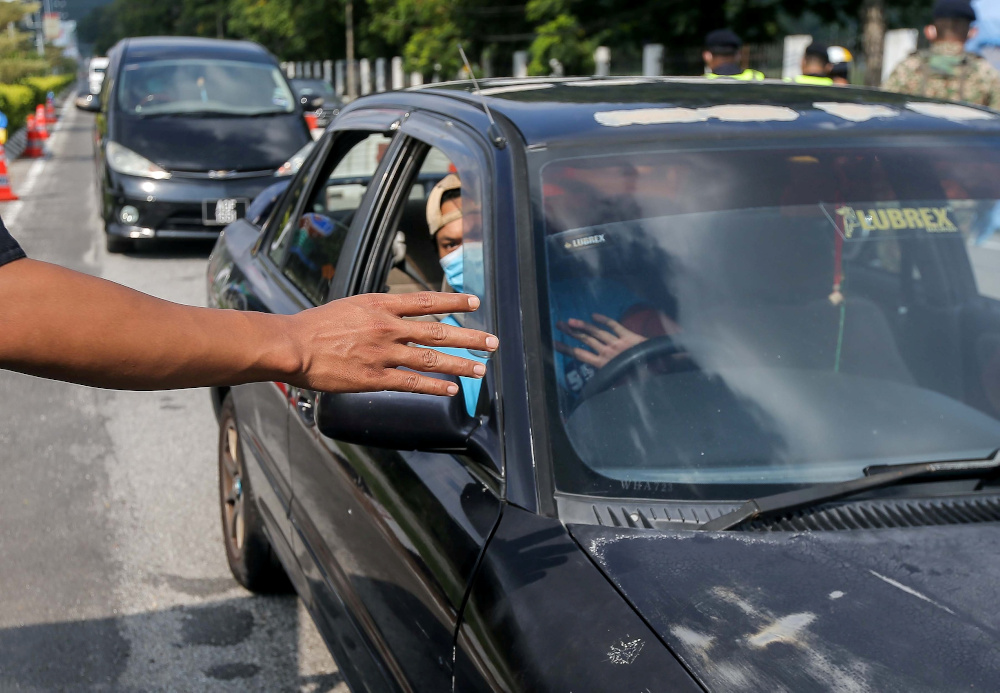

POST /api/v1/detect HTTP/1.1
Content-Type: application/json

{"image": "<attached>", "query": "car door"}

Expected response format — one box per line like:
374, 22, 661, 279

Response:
212, 139, 329, 553
288, 112, 504, 692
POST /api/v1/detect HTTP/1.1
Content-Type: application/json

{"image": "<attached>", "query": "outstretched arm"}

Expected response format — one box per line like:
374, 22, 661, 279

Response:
0, 258, 497, 395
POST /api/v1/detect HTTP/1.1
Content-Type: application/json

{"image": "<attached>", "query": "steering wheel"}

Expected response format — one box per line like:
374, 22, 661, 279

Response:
575, 334, 701, 403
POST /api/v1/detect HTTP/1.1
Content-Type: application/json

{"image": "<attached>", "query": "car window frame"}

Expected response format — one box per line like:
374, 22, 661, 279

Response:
342, 110, 505, 486
254, 107, 405, 308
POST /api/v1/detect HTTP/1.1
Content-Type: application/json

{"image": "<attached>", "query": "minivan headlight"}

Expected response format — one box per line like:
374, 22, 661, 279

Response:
106, 141, 171, 180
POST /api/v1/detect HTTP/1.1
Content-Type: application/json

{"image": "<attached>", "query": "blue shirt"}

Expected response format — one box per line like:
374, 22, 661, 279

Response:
433, 314, 488, 417
550, 279, 643, 397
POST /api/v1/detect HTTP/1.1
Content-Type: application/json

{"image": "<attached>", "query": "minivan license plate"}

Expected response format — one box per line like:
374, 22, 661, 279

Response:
203, 198, 247, 226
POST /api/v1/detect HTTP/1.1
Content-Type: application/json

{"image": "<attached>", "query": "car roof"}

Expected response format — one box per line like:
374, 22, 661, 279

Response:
357, 77, 1000, 147
119, 36, 275, 64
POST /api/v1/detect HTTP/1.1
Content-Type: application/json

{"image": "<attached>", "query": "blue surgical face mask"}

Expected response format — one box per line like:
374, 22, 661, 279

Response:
440, 245, 464, 293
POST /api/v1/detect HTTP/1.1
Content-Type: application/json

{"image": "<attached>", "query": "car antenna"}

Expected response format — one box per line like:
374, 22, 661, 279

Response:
458, 43, 506, 149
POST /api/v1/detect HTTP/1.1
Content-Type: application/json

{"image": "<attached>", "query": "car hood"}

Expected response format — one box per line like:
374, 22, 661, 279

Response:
113, 112, 308, 172
571, 523, 1000, 692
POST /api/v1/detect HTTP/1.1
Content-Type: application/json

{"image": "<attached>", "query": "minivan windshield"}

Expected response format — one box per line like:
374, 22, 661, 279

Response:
533, 137, 1000, 500
118, 58, 295, 117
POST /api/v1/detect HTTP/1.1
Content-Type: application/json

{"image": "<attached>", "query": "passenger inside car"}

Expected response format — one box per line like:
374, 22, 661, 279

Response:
382, 162, 488, 415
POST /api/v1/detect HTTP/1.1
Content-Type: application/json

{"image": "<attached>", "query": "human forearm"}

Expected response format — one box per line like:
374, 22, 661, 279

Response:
0, 259, 497, 394
0, 259, 300, 389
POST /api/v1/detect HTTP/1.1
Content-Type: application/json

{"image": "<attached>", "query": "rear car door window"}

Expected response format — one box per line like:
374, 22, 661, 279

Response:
270, 131, 391, 305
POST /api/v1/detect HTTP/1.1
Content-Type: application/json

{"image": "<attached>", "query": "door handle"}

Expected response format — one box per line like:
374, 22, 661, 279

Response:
292, 388, 316, 427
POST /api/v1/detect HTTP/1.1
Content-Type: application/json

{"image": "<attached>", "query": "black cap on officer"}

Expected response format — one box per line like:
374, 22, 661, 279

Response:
933, 0, 976, 21
804, 41, 831, 61
705, 29, 742, 52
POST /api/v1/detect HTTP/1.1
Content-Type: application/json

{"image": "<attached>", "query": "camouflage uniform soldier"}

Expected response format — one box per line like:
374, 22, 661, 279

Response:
883, 0, 1000, 108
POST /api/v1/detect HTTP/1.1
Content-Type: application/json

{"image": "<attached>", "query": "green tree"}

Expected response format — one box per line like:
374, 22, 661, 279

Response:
525, 0, 594, 76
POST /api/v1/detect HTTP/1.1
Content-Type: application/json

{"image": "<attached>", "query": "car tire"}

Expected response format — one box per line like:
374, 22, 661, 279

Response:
218, 394, 291, 593
105, 233, 132, 254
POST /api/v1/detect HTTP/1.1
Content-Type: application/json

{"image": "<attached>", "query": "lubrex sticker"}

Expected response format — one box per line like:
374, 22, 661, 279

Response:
826, 203, 959, 239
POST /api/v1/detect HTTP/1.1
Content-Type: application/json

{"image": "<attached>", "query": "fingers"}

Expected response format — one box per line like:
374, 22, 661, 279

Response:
566, 318, 616, 343
591, 313, 629, 336
378, 291, 482, 317
394, 345, 487, 379
405, 319, 499, 352
570, 346, 606, 368
558, 321, 610, 351
380, 369, 463, 396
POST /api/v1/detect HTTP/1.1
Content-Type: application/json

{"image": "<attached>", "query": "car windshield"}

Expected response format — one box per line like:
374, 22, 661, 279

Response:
533, 136, 1000, 500
118, 58, 295, 116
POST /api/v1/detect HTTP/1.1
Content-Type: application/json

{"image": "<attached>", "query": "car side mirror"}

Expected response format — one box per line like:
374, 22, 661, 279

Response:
301, 95, 324, 111
316, 381, 477, 453
246, 180, 290, 227
75, 93, 101, 112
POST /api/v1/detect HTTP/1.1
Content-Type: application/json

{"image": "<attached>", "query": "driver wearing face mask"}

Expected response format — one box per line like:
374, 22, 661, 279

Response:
423, 173, 487, 415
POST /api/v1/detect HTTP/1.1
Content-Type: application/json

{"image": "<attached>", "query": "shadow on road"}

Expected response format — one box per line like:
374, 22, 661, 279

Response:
0, 595, 344, 692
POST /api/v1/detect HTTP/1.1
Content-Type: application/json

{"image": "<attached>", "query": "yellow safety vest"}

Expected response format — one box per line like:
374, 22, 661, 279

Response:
706, 69, 765, 81
789, 74, 834, 85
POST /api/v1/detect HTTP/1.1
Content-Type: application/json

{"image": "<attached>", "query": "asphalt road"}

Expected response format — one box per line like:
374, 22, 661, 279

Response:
0, 100, 346, 692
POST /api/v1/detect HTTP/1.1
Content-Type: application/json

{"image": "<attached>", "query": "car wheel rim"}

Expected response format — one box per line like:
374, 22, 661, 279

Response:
221, 419, 246, 553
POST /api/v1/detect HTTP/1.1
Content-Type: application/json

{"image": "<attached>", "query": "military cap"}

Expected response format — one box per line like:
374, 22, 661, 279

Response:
705, 29, 742, 51
804, 41, 831, 60
933, 0, 976, 21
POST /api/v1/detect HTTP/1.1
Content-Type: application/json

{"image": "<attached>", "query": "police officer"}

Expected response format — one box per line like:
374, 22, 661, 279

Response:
883, 0, 1000, 108
703, 29, 764, 80
794, 42, 834, 85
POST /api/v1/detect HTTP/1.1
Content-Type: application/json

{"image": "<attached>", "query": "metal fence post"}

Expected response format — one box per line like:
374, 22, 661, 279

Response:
642, 44, 663, 76
360, 58, 371, 95
335, 60, 345, 97
782, 35, 811, 80
304, 62, 312, 78
594, 46, 610, 76
882, 29, 917, 83
375, 57, 386, 92
513, 50, 528, 78
323, 60, 333, 84
410, 71, 424, 87
391, 57, 404, 90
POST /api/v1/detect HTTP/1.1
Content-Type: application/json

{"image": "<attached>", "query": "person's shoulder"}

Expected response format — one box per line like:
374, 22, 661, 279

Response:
889, 52, 926, 76
968, 52, 1000, 76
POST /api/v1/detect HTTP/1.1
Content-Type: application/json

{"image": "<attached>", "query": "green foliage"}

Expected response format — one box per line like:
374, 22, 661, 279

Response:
0, 83, 37, 131
0, 60, 48, 84
527, 14, 594, 75
74, 0, 931, 81
22, 74, 75, 103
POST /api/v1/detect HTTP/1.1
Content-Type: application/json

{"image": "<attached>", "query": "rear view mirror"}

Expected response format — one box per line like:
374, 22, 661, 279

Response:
300, 95, 324, 111
75, 93, 100, 112
246, 180, 290, 227
316, 381, 476, 452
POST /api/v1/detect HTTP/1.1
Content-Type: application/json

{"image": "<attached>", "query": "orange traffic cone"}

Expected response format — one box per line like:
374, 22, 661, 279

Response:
22, 115, 45, 158
45, 93, 56, 123
0, 145, 19, 201
35, 104, 48, 140
304, 112, 318, 131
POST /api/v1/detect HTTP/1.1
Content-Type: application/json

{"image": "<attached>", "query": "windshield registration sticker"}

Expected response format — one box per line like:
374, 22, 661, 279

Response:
823, 203, 959, 240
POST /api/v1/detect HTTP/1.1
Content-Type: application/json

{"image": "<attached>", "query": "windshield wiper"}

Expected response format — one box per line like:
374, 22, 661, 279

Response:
700, 450, 1000, 531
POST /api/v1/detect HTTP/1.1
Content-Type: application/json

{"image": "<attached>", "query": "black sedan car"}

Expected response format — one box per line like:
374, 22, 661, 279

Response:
80, 36, 311, 252
207, 78, 1000, 691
